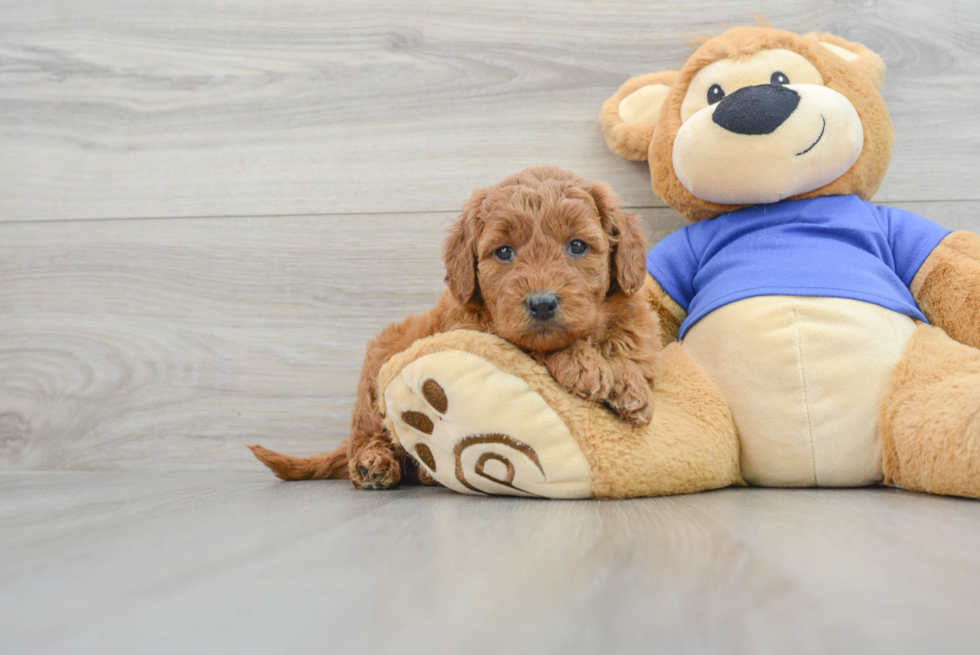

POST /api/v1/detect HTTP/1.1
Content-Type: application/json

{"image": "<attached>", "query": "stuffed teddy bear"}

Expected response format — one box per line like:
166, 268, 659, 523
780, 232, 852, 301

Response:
378, 25, 980, 499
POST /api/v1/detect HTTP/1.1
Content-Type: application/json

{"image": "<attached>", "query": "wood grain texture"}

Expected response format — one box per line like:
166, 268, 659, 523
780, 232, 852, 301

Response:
2, 202, 978, 472
1, 0, 980, 221
2, 473, 979, 654
0, 207, 681, 471
4, 5, 980, 652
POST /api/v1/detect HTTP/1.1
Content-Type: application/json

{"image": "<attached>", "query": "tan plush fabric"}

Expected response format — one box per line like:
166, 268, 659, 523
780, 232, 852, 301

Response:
681, 296, 917, 487
378, 330, 740, 499
808, 31, 887, 90
587, 26, 980, 501
383, 348, 593, 498
651, 29, 893, 222
880, 324, 980, 498
817, 42, 860, 64
672, 82, 864, 205
601, 27, 894, 222
588, 341, 741, 498
643, 274, 686, 347
911, 231, 980, 350
600, 71, 679, 161
677, 48, 825, 122
618, 84, 671, 125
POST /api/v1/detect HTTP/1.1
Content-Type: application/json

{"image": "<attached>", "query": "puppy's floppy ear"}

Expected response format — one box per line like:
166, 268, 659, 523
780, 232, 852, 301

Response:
589, 181, 648, 295
601, 70, 679, 161
807, 31, 887, 90
443, 188, 487, 304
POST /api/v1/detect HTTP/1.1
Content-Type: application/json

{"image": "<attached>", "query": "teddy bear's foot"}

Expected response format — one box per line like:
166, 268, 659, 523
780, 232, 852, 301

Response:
880, 323, 980, 498
379, 345, 594, 498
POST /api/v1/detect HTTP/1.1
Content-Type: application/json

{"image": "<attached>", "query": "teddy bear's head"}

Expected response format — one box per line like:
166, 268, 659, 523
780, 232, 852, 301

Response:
601, 27, 894, 222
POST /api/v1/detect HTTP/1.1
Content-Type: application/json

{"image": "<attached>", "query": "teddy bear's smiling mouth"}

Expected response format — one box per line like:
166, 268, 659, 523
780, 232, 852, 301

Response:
796, 115, 827, 156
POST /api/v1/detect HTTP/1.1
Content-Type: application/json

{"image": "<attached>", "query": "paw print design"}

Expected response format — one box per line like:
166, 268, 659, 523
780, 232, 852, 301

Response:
381, 349, 593, 498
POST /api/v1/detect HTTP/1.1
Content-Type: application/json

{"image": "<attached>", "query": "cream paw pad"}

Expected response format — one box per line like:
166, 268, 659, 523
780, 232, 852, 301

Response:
380, 339, 594, 498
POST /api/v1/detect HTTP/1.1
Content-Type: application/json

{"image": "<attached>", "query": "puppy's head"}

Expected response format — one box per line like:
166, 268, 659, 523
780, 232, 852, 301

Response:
444, 166, 647, 352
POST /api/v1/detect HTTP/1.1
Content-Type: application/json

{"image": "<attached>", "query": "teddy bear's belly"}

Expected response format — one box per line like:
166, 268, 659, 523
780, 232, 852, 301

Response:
680, 296, 918, 487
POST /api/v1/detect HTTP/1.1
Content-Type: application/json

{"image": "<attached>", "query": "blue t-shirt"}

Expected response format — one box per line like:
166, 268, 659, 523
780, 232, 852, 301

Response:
647, 195, 952, 339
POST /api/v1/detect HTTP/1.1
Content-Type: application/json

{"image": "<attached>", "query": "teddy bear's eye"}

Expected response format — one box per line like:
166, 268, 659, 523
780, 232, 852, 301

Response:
707, 83, 725, 105
771, 71, 790, 85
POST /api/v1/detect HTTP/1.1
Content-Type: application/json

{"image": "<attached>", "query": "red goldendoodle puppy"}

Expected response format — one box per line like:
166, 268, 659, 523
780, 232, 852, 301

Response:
251, 166, 660, 489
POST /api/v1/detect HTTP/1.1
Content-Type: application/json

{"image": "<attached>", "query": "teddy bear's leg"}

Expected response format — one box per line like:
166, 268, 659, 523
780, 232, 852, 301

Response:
879, 323, 980, 498
377, 330, 740, 499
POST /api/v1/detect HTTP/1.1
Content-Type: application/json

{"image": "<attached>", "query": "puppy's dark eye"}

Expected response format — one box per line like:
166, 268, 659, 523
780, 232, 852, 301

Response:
707, 84, 725, 105
494, 245, 514, 262
568, 239, 588, 256
771, 71, 789, 85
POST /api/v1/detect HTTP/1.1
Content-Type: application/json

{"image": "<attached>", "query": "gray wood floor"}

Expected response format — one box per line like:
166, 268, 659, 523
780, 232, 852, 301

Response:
3, 1, 980, 652
3, 473, 980, 655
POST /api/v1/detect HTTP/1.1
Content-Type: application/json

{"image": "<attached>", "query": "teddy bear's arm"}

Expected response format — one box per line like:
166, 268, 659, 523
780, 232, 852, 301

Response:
644, 274, 686, 346
910, 231, 980, 350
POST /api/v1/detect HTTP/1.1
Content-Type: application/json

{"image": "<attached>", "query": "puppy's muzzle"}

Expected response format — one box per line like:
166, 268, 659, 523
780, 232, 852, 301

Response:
525, 292, 560, 321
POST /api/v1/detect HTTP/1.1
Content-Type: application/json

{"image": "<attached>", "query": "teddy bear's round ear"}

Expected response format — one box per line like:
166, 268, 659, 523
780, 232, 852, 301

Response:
807, 31, 887, 90
601, 70, 679, 161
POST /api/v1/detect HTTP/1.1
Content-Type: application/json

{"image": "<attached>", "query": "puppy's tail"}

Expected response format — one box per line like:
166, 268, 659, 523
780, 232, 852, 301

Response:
248, 443, 350, 480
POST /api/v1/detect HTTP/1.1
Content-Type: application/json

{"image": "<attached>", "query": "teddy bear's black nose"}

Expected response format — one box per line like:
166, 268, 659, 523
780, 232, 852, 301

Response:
712, 84, 800, 135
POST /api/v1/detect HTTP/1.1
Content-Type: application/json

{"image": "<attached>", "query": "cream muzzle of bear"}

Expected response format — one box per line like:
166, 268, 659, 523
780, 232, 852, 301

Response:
671, 49, 865, 205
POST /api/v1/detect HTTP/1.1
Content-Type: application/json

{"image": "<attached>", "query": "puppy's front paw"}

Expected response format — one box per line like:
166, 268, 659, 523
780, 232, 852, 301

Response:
608, 369, 654, 426
545, 347, 613, 401
350, 446, 402, 490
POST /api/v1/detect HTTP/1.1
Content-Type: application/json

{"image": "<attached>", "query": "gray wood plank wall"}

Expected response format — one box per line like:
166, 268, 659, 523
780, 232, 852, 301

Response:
2, 0, 980, 471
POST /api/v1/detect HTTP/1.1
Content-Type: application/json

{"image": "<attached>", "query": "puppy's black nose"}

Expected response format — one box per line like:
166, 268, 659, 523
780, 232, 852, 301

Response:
712, 84, 800, 135
526, 292, 560, 321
